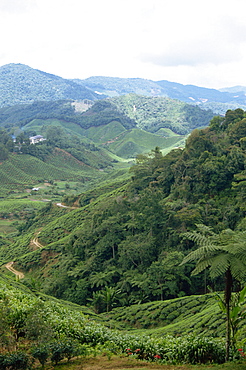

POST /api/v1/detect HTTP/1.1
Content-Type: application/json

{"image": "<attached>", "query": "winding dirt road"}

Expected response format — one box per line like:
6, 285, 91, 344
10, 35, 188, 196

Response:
5, 261, 25, 279
5, 235, 44, 279
31, 237, 43, 249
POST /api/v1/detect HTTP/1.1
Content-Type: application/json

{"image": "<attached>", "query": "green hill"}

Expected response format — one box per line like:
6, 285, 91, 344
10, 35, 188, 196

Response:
0, 150, 106, 199
1, 63, 246, 116
76, 75, 246, 106
83, 120, 127, 143
102, 293, 225, 336
0, 152, 95, 185
75, 94, 214, 135
0, 95, 213, 164
0, 63, 100, 107
1, 108, 246, 367
103, 128, 185, 158
0, 94, 214, 136
2, 108, 245, 312
110, 94, 214, 134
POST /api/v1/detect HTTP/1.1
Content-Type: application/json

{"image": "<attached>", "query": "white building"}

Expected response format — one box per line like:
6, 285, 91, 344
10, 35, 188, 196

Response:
29, 135, 46, 144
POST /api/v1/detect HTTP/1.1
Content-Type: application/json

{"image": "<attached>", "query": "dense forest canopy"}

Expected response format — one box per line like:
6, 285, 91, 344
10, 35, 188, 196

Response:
0, 95, 214, 134
6, 108, 245, 313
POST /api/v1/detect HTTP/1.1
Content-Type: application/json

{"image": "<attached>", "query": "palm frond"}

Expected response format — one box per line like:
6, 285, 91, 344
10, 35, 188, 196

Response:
230, 256, 246, 281
181, 244, 221, 265
191, 257, 215, 275
225, 241, 246, 254
182, 231, 213, 247
195, 223, 216, 236
209, 253, 230, 279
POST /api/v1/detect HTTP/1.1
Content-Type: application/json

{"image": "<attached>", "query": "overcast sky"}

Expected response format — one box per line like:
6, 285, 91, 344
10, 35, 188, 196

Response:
0, 0, 246, 89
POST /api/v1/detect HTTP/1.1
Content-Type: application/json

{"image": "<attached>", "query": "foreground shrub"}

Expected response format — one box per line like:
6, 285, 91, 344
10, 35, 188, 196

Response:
49, 339, 82, 365
115, 334, 225, 364
0, 351, 32, 370
174, 335, 225, 364
31, 345, 49, 368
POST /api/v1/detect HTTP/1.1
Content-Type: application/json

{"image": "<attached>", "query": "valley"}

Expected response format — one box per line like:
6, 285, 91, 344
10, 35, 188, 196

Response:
0, 64, 246, 369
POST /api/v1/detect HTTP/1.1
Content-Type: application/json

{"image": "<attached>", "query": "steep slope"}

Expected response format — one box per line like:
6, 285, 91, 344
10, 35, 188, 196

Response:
0, 63, 101, 107
0, 150, 105, 193
5, 108, 246, 312
110, 94, 214, 134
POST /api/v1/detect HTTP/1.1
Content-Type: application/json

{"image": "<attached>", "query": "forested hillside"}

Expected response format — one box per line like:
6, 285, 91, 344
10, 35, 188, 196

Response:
1, 108, 246, 368
0, 63, 100, 107
1, 63, 246, 115
0, 94, 214, 134
0, 94, 214, 164
110, 94, 214, 134
75, 75, 246, 107
2, 108, 244, 314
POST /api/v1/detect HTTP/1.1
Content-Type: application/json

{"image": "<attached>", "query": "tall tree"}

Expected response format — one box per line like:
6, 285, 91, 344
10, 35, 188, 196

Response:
0, 143, 9, 160
181, 224, 246, 361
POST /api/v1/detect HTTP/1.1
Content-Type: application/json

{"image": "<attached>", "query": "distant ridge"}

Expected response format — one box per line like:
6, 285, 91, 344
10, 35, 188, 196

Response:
0, 63, 101, 107
1, 63, 246, 113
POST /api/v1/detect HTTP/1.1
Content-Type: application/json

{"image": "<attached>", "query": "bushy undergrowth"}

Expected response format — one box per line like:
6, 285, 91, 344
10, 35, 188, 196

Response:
0, 282, 229, 367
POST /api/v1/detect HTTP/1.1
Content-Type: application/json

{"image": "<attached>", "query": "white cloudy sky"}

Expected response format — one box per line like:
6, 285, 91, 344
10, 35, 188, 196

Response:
0, 0, 246, 88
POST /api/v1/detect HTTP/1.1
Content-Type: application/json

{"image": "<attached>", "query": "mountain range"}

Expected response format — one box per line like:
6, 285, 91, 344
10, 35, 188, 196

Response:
1, 63, 246, 113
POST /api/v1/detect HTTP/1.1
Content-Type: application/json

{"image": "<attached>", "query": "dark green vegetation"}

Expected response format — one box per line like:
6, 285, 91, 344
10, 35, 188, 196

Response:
7, 108, 246, 310
0, 276, 236, 368
1, 103, 246, 367
1, 108, 246, 312
0, 93, 213, 135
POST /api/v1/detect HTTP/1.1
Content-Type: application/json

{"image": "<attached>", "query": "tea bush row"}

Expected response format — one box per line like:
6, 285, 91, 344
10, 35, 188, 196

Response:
0, 284, 228, 365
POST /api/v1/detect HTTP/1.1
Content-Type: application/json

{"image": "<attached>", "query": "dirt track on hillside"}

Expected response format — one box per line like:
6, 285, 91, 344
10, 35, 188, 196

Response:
5, 261, 24, 279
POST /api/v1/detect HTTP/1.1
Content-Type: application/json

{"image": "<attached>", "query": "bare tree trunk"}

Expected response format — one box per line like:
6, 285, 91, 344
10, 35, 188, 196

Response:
225, 268, 233, 362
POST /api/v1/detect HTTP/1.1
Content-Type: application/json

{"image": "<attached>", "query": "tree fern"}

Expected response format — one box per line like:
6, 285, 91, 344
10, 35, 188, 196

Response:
181, 224, 246, 361
209, 254, 230, 279
181, 244, 221, 265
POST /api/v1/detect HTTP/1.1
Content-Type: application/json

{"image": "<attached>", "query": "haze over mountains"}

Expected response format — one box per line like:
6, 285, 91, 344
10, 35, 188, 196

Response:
1, 63, 246, 114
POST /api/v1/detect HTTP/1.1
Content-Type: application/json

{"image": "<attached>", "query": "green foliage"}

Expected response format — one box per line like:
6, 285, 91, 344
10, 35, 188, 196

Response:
181, 225, 246, 360
0, 351, 32, 370
6, 108, 246, 316
0, 63, 99, 108
49, 340, 79, 364
31, 345, 49, 367
2, 108, 246, 367
173, 335, 225, 364
1, 279, 244, 366
0, 143, 9, 160
110, 94, 214, 135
